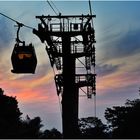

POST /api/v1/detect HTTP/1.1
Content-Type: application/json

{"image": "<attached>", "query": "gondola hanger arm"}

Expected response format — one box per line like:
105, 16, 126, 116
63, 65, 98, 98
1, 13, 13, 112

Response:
15, 22, 24, 44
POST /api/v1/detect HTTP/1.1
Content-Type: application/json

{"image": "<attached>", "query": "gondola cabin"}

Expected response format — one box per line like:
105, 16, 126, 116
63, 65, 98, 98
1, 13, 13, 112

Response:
11, 42, 37, 74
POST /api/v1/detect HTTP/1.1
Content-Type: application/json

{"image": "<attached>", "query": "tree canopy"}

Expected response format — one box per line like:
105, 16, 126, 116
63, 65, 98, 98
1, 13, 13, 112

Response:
0, 88, 43, 138
105, 99, 140, 138
0, 88, 22, 138
79, 117, 108, 138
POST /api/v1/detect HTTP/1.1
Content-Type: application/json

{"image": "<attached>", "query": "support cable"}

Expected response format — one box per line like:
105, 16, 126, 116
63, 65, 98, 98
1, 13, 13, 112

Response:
50, 0, 61, 15
80, 87, 87, 95
89, 0, 96, 73
88, 0, 97, 117
0, 12, 34, 30
58, 95, 62, 117
94, 94, 96, 117
47, 0, 58, 16
77, 58, 86, 67
88, 0, 94, 27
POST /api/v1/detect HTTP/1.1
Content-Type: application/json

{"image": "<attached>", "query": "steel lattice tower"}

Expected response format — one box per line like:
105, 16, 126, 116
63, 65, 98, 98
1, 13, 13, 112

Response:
33, 14, 96, 138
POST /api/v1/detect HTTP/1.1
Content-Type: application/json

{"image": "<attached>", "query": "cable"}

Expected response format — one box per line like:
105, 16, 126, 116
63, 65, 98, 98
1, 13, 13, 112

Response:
47, 0, 58, 16
50, 0, 61, 15
0, 13, 20, 24
0, 12, 34, 29
80, 87, 87, 95
77, 58, 86, 67
88, 0, 97, 118
58, 95, 62, 117
88, 0, 94, 27
94, 94, 96, 117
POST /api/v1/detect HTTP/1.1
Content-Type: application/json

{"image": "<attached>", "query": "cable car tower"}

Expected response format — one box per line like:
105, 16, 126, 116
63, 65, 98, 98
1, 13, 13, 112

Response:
33, 13, 96, 138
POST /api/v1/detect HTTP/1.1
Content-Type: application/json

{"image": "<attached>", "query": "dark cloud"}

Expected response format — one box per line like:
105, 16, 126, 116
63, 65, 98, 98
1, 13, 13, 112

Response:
99, 83, 139, 103
96, 63, 121, 77
114, 29, 140, 56
0, 17, 13, 47
101, 29, 140, 61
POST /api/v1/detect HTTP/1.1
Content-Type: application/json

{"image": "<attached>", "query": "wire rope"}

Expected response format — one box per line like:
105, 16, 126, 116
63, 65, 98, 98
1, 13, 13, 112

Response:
47, 0, 58, 16
0, 12, 34, 29
88, 0, 97, 118
50, 0, 61, 15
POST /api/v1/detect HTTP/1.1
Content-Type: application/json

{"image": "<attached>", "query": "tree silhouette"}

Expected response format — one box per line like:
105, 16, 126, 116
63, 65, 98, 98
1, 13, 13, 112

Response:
0, 88, 43, 138
105, 99, 140, 138
79, 117, 108, 138
0, 88, 22, 138
18, 116, 43, 138
41, 128, 62, 139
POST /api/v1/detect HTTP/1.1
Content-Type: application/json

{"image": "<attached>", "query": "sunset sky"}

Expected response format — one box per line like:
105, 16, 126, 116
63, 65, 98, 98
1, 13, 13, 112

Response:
0, 1, 140, 131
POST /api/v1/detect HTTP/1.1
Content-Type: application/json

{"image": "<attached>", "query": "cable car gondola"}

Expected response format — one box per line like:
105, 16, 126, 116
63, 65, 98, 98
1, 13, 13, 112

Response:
11, 23, 37, 74
11, 42, 37, 74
